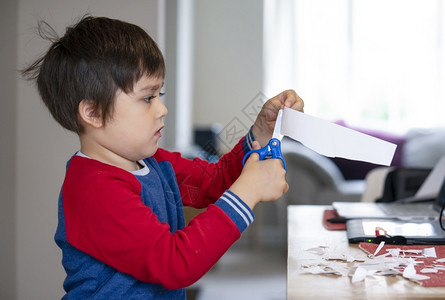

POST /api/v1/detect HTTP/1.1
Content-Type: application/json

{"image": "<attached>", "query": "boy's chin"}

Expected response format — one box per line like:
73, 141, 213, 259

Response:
144, 145, 159, 158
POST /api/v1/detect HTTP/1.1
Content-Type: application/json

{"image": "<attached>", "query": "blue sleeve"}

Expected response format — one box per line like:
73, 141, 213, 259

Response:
214, 190, 255, 233
242, 127, 255, 154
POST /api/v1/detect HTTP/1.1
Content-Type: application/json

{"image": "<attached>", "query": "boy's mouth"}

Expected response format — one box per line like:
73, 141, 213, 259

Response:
155, 126, 164, 137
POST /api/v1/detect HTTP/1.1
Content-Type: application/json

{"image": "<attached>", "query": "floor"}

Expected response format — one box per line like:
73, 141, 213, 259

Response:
187, 239, 287, 300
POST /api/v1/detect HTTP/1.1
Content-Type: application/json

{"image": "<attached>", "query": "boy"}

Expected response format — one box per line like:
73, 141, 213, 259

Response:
21, 16, 304, 299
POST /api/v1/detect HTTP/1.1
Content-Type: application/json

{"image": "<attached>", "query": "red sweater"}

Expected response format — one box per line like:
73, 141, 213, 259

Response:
57, 135, 254, 296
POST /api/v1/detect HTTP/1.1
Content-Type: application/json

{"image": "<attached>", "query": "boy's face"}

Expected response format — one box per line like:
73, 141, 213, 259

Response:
93, 75, 167, 170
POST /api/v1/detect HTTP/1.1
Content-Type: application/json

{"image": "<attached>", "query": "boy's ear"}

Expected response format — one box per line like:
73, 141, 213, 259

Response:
78, 99, 103, 128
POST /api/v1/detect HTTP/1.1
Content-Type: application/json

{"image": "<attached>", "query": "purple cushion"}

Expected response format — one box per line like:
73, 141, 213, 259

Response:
331, 121, 406, 180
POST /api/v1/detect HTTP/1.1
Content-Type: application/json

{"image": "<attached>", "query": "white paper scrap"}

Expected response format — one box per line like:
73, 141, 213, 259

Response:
352, 267, 367, 283
305, 246, 327, 255
403, 263, 430, 281
280, 107, 397, 165
388, 248, 401, 257
422, 247, 437, 258
403, 263, 417, 278
421, 268, 438, 274
374, 241, 385, 257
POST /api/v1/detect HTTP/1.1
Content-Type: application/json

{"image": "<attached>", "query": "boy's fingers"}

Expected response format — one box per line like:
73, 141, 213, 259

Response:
243, 145, 260, 167
246, 151, 260, 163
283, 183, 289, 194
251, 141, 261, 150
246, 141, 261, 162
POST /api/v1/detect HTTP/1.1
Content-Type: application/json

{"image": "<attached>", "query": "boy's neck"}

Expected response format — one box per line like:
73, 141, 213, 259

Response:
79, 138, 140, 172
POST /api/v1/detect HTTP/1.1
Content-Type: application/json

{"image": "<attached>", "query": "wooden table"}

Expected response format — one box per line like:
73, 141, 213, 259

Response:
287, 205, 445, 299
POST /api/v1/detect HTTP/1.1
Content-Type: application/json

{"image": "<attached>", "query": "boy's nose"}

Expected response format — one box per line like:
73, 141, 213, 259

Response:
156, 98, 168, 118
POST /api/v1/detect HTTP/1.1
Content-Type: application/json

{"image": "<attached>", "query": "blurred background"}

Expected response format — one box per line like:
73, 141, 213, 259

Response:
2, 0, 445, 299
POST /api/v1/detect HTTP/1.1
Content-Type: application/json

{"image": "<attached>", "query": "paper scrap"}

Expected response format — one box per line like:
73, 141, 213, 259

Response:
421, 268, 438, 274
388, 248, 401, 257
305, 246, 327, 255
352, 267, 367, 283
403, 263, 430, 281
423, 248, 437, 258
369, 241, 385, 258
298, 244, 445, 286
280, 107, 397, 165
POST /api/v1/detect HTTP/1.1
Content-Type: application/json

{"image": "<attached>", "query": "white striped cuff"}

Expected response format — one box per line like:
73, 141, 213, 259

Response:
215, 190, 255, 233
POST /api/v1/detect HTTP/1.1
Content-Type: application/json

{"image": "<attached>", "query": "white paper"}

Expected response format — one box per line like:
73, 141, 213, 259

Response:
373, 241, 385, 257
421, 268, 438, 274
352, 267, 367, 283
422, 247, 437, 258
414, 156, 445, 200
297, 244, 443, 285
403, 263, 430, 281
281, 107, 397, 166
403, 263, 417, 278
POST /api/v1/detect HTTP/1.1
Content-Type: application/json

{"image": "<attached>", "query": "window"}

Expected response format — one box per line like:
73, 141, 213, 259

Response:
264, 0, 445, 133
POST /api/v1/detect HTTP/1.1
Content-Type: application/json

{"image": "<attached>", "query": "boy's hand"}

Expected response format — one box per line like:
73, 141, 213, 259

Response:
252, 90, 304, 148
229, 141, 289, 209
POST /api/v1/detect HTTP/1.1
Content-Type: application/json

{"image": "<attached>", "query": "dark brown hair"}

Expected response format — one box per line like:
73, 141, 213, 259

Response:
21, 16, 165, 133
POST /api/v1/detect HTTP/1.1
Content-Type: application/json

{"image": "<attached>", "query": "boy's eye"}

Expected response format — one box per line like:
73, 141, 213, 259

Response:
144, 92, 165, 103
144, 96, 156, 103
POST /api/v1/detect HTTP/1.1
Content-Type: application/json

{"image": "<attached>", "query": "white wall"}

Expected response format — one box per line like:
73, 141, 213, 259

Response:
0, 0, 18, 299
163, 0, 265, 151
192, 0, 264, 128
14, 1, 161, 299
